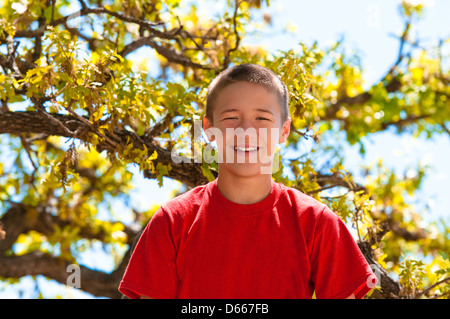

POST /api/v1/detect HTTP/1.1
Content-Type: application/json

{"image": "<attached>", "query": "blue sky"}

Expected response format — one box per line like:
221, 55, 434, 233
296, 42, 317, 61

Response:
1, 0, 449, 298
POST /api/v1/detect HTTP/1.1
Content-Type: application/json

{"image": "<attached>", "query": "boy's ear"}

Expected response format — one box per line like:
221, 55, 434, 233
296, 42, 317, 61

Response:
203, 116, 215, 142
279, 117, 291, 144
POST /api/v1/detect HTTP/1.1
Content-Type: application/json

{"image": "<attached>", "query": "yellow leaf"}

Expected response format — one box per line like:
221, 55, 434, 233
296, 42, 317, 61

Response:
149, 150, 158, 160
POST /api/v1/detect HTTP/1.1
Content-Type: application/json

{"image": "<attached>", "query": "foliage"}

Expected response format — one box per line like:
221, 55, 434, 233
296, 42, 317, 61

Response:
0, 0, 448, 298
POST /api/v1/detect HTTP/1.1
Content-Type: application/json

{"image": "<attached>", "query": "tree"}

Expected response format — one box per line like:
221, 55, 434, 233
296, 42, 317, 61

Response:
0, 0, 449, 299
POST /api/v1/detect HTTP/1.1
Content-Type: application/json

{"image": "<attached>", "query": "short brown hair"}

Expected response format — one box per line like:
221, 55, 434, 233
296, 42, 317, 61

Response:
205, 64, 289, 123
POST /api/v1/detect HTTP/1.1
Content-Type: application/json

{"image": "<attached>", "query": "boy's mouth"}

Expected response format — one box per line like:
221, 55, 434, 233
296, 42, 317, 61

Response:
233, 146, 259, 152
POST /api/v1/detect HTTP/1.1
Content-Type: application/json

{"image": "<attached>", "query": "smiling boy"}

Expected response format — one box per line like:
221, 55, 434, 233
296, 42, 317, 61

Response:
119, 63, 377, 299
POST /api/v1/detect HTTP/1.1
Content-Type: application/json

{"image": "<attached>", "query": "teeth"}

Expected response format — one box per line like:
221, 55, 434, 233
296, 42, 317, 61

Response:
235, 146, 258, 152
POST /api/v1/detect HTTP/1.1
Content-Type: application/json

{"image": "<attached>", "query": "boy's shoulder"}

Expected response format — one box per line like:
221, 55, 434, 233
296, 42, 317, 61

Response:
160, 181, 212, 217
276, 181, 326, 210
275, 181, 341, 224
282, 183, 347, 230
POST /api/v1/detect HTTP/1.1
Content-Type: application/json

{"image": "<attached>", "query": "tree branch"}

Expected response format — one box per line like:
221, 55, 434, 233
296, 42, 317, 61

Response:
382, 16, 411, 82
323, 16, 411, 121
223, 0, 243, 69
357, 241, 402, 299
119, 34, 212, 70
311, 172, 366, 194
0, 201, 140, 255
14, 6, 165, 39
4, 34, 22, 79
323, 79, 401, 121
381, 114, 431, 130
0, 222, 6, 241
0, 251, 123, 298
415, 276, 450, 299
0, 200, 141, 298
0, 111, 209, 187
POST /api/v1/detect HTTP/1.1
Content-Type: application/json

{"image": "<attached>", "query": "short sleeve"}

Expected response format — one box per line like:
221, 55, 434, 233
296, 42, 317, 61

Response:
310, 206, 377, 299
119, 207, 178, 299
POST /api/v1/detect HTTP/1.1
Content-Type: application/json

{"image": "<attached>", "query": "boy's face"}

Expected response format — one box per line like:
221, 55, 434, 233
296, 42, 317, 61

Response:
203, 81, 291, 177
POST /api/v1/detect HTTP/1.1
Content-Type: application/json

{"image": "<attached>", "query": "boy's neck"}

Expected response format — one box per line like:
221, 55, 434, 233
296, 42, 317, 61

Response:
216, 173, 273, 205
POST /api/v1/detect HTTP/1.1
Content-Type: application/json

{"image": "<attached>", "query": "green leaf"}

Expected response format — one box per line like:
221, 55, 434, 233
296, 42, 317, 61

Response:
201, 163, 216, 182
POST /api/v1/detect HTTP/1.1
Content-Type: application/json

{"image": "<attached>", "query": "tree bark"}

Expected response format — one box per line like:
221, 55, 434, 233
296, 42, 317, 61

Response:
0, 111, 210, 187
0, 252, 123, 298
0, 202, 139, 298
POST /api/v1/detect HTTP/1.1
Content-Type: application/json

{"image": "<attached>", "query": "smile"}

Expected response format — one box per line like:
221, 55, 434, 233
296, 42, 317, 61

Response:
234, 146, 259, 152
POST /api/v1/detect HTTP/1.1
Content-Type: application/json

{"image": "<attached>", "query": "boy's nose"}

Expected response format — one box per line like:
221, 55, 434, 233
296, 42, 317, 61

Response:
238, 118, 254, 130
233, 127, 259, 146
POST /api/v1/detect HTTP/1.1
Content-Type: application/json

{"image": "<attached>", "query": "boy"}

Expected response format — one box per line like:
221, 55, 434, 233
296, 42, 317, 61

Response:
118, 64, 377, 299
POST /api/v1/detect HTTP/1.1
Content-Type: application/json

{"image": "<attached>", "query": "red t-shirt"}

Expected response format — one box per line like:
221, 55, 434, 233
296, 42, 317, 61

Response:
119, 179, 377, 299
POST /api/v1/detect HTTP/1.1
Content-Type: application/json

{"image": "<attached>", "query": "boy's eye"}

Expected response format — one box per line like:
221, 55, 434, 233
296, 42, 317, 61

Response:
256, 117, 270, 121
222, 117, 238, 121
